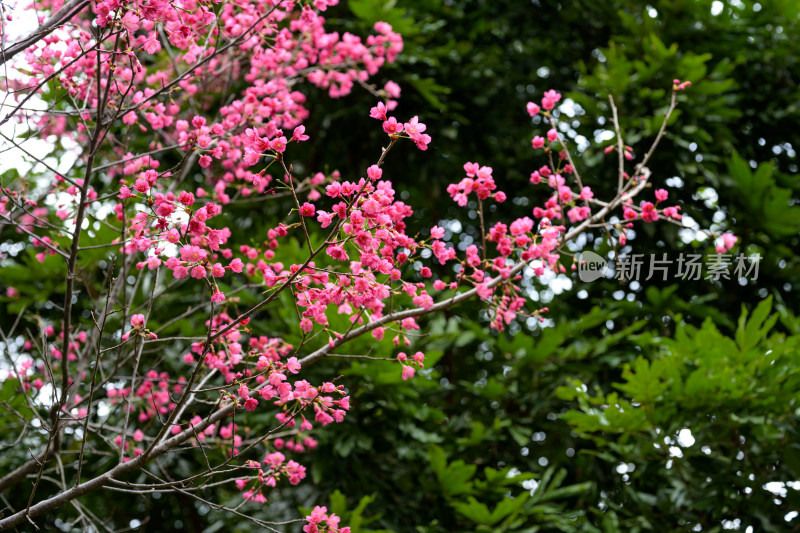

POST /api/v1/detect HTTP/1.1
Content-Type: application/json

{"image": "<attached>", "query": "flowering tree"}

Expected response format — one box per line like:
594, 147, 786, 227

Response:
0, 0, 726, 530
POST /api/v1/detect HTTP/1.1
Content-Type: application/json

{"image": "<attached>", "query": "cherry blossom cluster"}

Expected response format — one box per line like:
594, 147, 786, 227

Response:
304, 506, 350, 533
15, 0, 405, 210
369, 102, 432, 149
0, 0, 732, 523
235, 453, 307, 503
522, 89, 721, 251
446, 163, 507, 206
397, 351, 425, 380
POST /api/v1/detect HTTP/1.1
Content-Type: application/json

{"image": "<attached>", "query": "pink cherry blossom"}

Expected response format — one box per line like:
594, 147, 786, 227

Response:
299, 203, 316, 217
720, 232, 738, 252
369, 102, 388, 120
541, 89, 562, 110
382, 117, 403, 134
130, 314, 146, 328
244, 398, 258, 411
367, 165, 382, 181
270, 137, 287, 153
640, 202, 659, 223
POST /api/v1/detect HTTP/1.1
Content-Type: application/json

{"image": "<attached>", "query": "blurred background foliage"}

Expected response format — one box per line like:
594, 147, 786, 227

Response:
3, 0, 800, 531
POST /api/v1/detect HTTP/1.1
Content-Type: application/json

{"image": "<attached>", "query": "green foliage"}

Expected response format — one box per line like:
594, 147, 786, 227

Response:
430, 444, 593, 532
556, 297, 800, 529
0, 379, 36, 436
725, 152, 800, 238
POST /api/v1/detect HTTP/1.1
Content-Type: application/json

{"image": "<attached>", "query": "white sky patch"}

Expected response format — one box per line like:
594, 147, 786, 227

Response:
668, 446, 683, 458
522, 478, 539, 496
558, 98, 581, 118
0, 4, 82, 176
678, 215, 706, 243
549, 274, 573, 295
765, 481, 800, 499
697, 186, 719, 208
764, 481, 788, 498
594, 130, 615, 143
677, 428, 695, 447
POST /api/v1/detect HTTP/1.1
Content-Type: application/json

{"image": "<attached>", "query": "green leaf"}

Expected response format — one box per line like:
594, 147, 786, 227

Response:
428, 444, 446, 479
428, 445, 476, 498
452, 497, 492, 524
735, 296, 776, 353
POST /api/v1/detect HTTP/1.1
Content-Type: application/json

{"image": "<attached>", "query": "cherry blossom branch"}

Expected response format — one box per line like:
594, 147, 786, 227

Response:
545, 113, 584, 191
633, 90, 679, 180
0, 0, 90, 68
202, 139, 398, 346
0, 32, 117, 128
280, 159, 313, 253
111, 5, 281, 120
608, 95, 626, 193
299, 177, 649, 367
